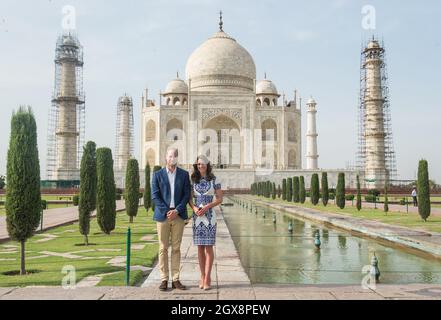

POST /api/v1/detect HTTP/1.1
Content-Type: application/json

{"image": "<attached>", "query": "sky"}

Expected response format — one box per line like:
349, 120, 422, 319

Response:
0, 0, 440, 183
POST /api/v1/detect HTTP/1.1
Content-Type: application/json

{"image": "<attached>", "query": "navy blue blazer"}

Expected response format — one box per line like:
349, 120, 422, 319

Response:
151, 167, 190, 222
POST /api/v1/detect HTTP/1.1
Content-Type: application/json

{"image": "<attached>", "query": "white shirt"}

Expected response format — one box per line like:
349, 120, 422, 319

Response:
411, 189, 417, 197
166, 167, 177, 208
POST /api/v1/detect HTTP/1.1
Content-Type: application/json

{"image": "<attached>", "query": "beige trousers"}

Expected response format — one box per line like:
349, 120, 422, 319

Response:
156, 216, 185, 282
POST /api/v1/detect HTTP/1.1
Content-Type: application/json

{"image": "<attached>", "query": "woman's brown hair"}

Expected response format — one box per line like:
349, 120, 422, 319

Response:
191, 155, 215, 184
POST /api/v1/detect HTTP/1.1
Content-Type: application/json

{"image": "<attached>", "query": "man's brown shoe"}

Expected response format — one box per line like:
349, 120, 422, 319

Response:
172, 280, 187, 290
159, 280, 168, 291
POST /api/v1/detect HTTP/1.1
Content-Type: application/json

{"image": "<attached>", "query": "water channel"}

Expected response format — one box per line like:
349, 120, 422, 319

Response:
222, 197, 441, 285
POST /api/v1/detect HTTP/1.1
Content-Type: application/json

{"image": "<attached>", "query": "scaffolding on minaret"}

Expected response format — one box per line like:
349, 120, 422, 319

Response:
357, 37, 397, 187
46, 32, 85, 180
115, 94, 134, 172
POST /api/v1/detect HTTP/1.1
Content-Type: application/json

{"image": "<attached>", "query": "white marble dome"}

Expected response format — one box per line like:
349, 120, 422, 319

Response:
164, 78, 188, 95
185, 30, 256, 92
256, 79, 278, 95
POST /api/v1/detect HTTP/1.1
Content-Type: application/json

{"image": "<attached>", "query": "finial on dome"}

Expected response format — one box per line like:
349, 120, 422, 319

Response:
219, 10, 223, 31
176, 71, 179, 79
264, 72, 267, 79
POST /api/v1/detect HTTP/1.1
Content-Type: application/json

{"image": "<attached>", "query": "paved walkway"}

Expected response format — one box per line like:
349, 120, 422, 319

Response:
0, 200, 126, 242
1, 206, 441, 300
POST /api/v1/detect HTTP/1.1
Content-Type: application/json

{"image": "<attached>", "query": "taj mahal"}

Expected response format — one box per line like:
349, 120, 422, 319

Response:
137, 16, 358, 189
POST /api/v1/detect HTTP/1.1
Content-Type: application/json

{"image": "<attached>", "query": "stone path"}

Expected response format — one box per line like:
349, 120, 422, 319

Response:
0, 200, 126, 242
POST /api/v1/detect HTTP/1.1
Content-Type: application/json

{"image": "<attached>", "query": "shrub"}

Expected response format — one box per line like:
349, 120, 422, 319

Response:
367, 189, 380, 197
336, 173, 345, 209
417, 159, 431, 221
72, 195, 79, 206
78, 141, 97, 245
356, 175, 362, 211
143, 163, 151, 212
287, 178, 293, 202
365, 195, 377, 203
5, 106, 41, 275
125, 158, 140, 223
299, 176, 306, 204
345, 194, 355, 201
293, 177, 300, 203
310, 174, 320, 205
321, 172, 329, 206
96, 148, 116, 234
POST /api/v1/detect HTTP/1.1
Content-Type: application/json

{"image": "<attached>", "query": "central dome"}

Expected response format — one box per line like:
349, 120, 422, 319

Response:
185, 30, 256, 92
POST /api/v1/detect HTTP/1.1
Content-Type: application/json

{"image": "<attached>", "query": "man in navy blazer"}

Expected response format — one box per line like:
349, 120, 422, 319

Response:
151, 147, 190, 291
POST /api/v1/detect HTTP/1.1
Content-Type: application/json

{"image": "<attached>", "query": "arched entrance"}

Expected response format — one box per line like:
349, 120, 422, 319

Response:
202, 115, 241, 169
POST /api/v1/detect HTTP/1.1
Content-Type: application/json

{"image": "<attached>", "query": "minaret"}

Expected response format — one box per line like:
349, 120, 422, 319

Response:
115, 94, 134, 171
363, 39, 387, 189
48, 32, 85, 180
306, 97, 318, 170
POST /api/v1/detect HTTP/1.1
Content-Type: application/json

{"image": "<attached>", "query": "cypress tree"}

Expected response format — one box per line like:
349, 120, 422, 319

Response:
384, 182, 389, 213
266, 181, 273, 198
282, 178, 287, 200
310, 174, 320, 205
78, 141, 97, 246
5, 106, 41, 275
96, 148, 116, 234
272, 182, 276, 199
299, 176, 306, 204
277, 185, 282, 198
125, 158, 140, 223
265, 181, 268, 198
293, 177, 300, 203
356, 174, 362, 211
287, 178, 293, 202
321, 172, 329, 206
336, 172, 346, 209
143, 162, 151, 213
417, 160, 431, 222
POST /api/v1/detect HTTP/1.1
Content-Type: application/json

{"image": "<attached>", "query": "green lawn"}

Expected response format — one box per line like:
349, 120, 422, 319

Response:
249, 196, 441, 234
376, 196, 441, 202
0, 208, 158, 287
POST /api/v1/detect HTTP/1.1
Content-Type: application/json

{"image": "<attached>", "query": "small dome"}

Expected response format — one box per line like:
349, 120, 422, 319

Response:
163, 78, 188, 95
119, 95, 132, 105
307, 97, 316, 104
367, 40, 380, 49
256, 79, 278, 95
62, 35, 77, 46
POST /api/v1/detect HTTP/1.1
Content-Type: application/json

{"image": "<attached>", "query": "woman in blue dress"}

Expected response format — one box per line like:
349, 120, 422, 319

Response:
189, 155, 223, 290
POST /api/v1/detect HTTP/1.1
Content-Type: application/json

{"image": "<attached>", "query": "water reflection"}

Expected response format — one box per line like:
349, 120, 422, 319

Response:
223, 198, 441, 285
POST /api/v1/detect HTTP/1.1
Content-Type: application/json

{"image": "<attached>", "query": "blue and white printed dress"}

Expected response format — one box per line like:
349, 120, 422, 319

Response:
192, 176, 221, 246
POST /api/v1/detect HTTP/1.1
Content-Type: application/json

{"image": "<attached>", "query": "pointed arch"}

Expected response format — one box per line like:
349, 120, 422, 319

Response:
145, 120, 156, 142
